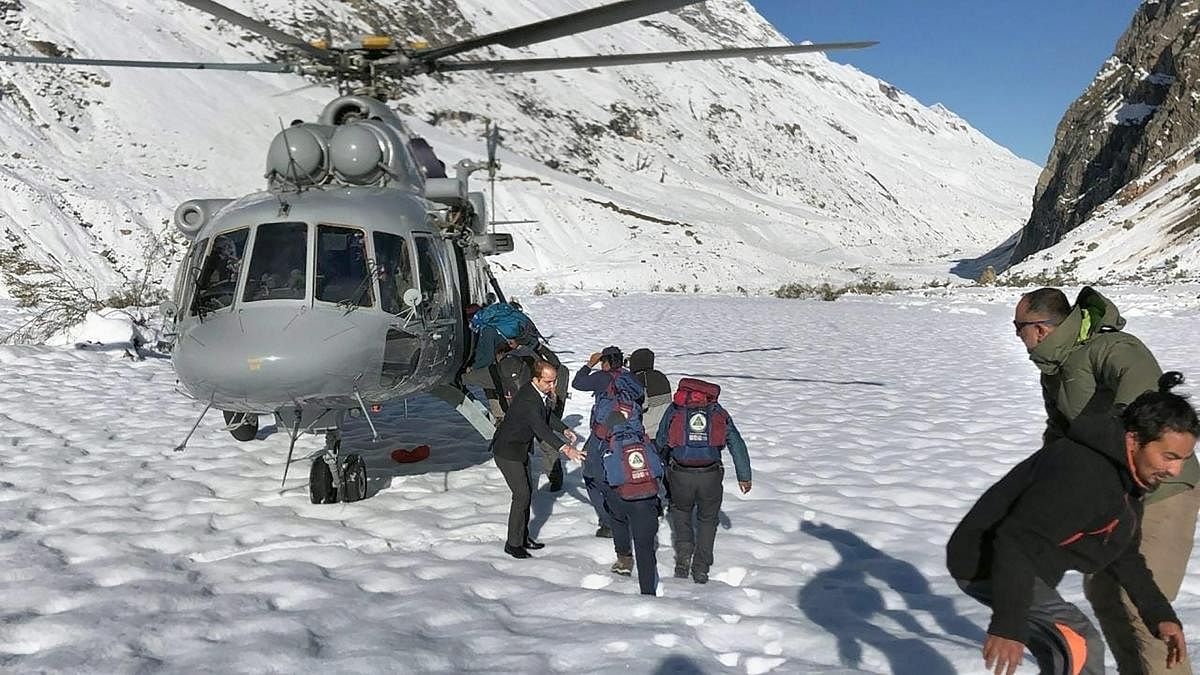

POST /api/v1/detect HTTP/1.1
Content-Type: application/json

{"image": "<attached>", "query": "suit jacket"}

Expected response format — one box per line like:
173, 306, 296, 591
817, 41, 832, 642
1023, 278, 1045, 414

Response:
492, 381, 567, 461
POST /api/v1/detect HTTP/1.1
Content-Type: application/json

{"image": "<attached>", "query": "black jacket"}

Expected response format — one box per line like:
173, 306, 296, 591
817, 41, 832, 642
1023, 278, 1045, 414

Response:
946, 412, 1178, 643
492, 382, 566, 461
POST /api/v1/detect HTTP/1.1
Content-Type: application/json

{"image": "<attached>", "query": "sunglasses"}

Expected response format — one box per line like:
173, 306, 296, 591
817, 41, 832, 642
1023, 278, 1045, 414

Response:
1013, 319, 1054, 334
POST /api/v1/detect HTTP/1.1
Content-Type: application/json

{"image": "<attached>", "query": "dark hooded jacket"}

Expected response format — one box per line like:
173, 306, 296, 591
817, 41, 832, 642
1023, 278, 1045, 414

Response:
628, 348, 672, 434
1031, 286, 1198, 503
946, 412, 1179, 643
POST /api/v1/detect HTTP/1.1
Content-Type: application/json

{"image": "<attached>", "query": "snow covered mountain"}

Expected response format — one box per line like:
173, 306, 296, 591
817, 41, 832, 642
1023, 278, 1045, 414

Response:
0, 0, 1038, 297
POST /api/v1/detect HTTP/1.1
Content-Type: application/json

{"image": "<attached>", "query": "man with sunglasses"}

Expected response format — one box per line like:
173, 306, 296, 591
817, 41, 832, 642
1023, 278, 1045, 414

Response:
1014, 286, 1200, 674
492, 360, 583, 559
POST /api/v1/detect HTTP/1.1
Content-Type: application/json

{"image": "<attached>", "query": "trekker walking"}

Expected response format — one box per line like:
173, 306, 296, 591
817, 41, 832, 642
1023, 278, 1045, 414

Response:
572, 346, 645, 537
655, 378, 751, 584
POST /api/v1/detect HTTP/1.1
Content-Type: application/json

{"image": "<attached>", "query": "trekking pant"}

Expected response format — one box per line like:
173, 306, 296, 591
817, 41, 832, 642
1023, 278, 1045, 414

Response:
495, 454, 532, 548
606, 489, 660, 595
668, 462, 723, 575
1084, 486, 1200, 675
582, 435, 612, 528
959, 578, 1105, 674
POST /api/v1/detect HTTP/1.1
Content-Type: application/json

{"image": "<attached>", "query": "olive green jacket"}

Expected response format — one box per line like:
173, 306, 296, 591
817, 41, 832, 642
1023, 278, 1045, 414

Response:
1030, 287, 1199, 504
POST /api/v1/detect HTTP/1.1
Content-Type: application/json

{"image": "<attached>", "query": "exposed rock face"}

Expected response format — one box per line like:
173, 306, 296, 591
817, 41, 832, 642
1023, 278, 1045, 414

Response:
1009, 0, 1200, 266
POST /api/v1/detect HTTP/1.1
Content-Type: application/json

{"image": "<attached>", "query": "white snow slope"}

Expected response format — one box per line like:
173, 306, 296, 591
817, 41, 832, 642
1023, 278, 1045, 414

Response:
3, 287, 1200, 673
0, 0, 1038, 295
1010, 137, 1200, 283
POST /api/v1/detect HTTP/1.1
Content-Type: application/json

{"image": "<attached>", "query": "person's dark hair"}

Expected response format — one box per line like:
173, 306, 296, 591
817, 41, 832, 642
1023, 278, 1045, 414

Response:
1021, 287, 1071, 324
532, 360, 556, 380
600, 346, 623, 369
1123, 371, 1200, 444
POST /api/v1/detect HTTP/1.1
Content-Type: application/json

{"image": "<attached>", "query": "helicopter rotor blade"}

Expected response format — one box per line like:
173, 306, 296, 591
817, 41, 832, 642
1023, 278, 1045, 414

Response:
175, 0, 335, 62
414, 0, 704, 62
0, 53, 296, 72
434, 41, 878, 74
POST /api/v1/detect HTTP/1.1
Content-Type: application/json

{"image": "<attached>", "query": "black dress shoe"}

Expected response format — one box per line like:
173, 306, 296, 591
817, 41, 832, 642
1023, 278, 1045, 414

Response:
504, 544, 531, 559
523, 539, 545, 550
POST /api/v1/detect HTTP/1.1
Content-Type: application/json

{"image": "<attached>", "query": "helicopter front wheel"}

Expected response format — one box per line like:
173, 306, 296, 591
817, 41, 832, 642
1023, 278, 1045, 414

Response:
309, 457, 338, 504
340, 454, 367, 503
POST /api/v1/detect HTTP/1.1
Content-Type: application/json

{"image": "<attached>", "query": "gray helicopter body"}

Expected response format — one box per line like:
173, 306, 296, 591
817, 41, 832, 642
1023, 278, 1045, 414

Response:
165, 95, 502, 444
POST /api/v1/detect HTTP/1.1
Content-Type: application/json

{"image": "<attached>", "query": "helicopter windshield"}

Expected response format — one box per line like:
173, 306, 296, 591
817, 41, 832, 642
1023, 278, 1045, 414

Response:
316, 224, 373, 308
191, 228, 249, 315
373, 232, 416, 314
243, 222, 307, 302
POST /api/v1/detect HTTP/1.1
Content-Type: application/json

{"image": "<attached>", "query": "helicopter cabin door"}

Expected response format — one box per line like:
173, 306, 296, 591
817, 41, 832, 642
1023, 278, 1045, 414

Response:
412, 232, 459, 381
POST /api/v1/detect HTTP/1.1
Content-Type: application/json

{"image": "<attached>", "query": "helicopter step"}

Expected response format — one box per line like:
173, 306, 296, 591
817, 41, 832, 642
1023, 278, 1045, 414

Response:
308, 430, 367, 504
430, 384, 497, 441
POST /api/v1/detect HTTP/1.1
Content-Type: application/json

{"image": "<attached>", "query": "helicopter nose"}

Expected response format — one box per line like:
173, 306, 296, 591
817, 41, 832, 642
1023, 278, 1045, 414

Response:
173, 305, 380, 409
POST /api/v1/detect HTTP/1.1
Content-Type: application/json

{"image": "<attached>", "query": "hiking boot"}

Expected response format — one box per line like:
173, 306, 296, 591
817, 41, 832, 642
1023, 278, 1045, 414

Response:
673, 564, 689, 579
610, 554, 634, 576
692, 570, 709, 584
595, 525, 613, 538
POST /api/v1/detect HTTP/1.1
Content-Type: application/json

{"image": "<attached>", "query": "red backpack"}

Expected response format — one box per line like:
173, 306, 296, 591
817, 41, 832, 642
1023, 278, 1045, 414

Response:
665, 378, 729, 465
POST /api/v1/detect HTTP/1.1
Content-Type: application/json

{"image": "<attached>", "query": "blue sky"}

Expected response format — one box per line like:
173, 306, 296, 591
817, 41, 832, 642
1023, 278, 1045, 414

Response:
749, 1, 1142, 165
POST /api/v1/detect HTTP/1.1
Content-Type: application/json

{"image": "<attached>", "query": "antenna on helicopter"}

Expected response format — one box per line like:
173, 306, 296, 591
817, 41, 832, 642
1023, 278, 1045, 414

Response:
484, 121, 502, 231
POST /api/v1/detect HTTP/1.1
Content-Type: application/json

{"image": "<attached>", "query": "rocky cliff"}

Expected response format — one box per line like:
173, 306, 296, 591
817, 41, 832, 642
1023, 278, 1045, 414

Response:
1009, 0, 1200, 267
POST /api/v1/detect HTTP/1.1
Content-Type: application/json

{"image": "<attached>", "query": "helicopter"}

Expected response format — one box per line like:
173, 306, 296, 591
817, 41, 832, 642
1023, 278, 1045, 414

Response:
0, 0, 875, 504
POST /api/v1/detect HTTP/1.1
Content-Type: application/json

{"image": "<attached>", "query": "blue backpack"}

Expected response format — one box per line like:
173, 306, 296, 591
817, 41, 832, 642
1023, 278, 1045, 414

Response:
590, 368, 645, 440
470, 302, 537, 340
603, 430, 663, 501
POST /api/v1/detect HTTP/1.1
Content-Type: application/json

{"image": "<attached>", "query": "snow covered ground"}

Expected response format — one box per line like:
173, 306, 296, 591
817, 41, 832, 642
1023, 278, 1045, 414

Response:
2, 287, 1200, 673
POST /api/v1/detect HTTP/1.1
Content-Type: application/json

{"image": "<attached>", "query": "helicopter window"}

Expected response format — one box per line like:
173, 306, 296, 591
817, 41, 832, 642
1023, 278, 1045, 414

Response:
243, 222, 308, 303
373, 232, 416, 315
414, 234, 452, 320
177, 236, 209, 314
316, 224, 374, 307
191, 228, 249, 315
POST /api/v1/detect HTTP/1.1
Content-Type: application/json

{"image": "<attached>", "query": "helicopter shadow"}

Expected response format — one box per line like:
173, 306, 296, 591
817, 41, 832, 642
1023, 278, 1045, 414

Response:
665, 372, 886, 387
312, 395, 495, 500
797, 521, 983, 673
670, 346, 786, 358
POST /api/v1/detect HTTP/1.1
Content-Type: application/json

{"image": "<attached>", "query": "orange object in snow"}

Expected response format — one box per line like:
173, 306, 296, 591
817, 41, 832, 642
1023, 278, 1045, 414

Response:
391, 445, 431, 463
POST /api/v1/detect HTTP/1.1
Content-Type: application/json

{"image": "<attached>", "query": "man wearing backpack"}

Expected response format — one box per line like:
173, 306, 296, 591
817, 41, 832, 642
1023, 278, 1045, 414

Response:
603, 426, 665, 595
656, 378, 752, 584
572, 346, 646, 538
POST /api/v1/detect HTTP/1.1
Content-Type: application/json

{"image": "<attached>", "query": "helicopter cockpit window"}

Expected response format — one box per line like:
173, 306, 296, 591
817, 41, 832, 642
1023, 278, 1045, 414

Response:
191, 228, 249, 315
177, 236, 209, 314
243, 222, 307, 303
414, 234, 452, 320
372, 232, 415, 315
316, 224, 374, 307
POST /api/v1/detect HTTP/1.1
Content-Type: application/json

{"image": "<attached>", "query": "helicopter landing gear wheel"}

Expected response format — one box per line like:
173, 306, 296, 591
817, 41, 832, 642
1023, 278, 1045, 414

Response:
223, 410, 258, 442
309, 458, 337, 504
341, 454, 367, 503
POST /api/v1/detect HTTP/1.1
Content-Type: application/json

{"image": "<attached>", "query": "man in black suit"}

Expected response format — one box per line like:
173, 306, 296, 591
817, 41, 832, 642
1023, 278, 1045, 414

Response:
492, 359, 583, 559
